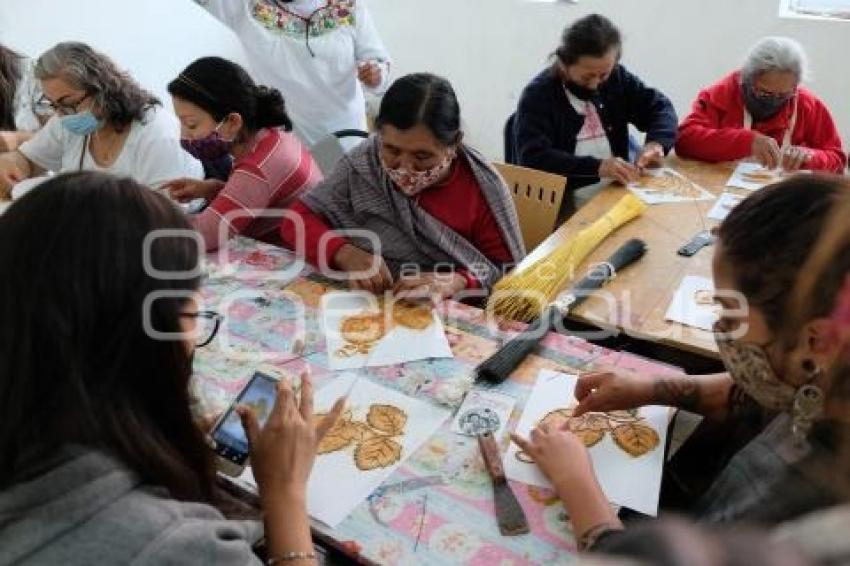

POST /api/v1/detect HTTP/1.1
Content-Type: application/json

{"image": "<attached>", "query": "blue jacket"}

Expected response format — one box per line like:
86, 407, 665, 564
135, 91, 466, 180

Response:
511, 65, 678, 190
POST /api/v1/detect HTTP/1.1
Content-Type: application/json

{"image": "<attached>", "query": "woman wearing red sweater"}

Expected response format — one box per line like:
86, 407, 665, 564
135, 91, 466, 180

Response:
165, 57, 322, 251
676, 37, 845, 173
280, 73, 525, 299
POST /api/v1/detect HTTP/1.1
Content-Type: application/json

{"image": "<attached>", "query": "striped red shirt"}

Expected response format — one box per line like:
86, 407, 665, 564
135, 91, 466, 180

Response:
193, 128, 322, 251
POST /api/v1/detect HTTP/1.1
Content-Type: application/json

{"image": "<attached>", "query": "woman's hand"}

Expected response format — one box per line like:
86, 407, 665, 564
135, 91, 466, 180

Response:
357, 60, 383, 89
635, 142, 664, 170
751, 133, 781, 169
573, 367, 656, 416
511, 423, 595, 490
239, 372, 346, 499
392, 272, 467, 303
164, 177, 223, 203
781, 146, 811, 171
333, 243, 394, 294
0, 151, 32, 198
598, 157, 640, 185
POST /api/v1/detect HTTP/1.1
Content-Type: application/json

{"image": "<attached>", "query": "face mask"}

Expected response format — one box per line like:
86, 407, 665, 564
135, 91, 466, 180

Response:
382, 151, 455, 197
564, 81, 599, 101
60, 111, 102, 136
742, 81, 793, 122
714, 324, 798, 411
181, 123, 233, 162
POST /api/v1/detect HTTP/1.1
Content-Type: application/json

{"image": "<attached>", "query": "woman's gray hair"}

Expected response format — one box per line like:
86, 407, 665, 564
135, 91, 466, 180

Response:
35, 41, 159, 131
741, 36, 810, 84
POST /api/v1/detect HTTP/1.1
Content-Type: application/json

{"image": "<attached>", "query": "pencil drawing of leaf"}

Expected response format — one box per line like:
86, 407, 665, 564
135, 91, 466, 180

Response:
612, 423, 660, 457
574, 428, 605, 448
354, 436, 402, 470
367, 404, 407, 435
314, 409, 354, 454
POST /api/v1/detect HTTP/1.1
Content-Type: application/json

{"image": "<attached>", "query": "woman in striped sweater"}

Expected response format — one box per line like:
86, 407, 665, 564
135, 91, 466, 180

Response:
165, 56, 322, 251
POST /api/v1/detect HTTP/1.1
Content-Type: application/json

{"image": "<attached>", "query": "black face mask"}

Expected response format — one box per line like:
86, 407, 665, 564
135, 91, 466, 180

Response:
742, 81, 793, 122
564, 81, 599, 101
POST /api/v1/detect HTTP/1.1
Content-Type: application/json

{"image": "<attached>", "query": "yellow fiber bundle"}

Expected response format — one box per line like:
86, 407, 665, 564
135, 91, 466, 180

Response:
489, 193, 647, 321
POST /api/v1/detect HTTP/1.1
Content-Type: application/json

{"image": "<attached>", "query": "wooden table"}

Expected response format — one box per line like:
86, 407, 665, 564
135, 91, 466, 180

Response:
518, 157, 745, 359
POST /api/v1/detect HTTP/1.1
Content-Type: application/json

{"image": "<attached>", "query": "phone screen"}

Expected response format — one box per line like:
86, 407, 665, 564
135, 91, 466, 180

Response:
211, 371, 278, 466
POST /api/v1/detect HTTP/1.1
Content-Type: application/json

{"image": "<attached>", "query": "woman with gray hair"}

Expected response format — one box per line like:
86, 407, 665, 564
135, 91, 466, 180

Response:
0, 42, 201, 198
676, 36, 845, 172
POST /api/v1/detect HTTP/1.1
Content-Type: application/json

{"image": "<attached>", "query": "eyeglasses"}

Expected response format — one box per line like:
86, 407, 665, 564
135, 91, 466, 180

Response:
180, 310, 223, 347
36, 93, 92, 116
750, 86, 796, 101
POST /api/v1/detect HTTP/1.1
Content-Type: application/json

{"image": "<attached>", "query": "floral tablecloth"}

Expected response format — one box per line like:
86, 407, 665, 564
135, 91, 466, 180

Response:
194, 237, 680, 565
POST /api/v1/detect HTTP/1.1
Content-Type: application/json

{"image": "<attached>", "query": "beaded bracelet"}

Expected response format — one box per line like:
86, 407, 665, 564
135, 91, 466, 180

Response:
267, 550, 317, 564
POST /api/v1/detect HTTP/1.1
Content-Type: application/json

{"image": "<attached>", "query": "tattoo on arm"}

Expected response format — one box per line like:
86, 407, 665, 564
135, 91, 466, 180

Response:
653, 375, 701, 411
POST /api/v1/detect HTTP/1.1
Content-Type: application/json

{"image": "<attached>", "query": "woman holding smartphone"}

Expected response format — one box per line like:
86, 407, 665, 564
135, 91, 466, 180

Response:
0, 171, 343, 565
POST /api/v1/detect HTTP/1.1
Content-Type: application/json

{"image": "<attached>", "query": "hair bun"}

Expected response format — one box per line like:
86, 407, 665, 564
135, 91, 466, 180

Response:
254, 84, 293, 132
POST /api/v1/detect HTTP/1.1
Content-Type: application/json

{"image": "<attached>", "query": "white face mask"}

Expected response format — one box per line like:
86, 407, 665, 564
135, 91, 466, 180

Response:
381, 151, 456, 197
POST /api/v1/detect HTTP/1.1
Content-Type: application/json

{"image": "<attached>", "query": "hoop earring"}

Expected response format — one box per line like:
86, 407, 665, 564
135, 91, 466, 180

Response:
792, 383, 824, 443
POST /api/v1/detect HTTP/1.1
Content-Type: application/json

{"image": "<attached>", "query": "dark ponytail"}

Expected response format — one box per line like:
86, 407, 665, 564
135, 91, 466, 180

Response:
375, 73, 461, 146
168, 56, 293, 133
254, 84, 292, 131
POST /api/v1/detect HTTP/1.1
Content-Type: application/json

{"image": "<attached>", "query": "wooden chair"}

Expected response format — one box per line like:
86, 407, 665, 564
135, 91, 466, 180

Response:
492, 161, 567, 251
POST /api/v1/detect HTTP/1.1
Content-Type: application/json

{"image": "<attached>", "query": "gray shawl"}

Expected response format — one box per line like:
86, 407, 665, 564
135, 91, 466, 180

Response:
301, 136, 525, 289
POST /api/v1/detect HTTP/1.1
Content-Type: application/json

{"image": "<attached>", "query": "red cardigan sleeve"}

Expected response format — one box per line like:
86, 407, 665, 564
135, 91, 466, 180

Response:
280, 200, 349, 268
675, 89, 756, 163
799, 100, 847, 172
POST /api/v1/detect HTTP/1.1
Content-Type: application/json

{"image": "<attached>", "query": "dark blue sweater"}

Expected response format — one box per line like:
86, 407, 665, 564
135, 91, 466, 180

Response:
511, 65, 678, 190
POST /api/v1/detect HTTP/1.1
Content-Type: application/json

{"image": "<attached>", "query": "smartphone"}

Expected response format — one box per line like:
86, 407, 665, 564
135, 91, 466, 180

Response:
210, 369, 281, 477
677, 230, 714, 257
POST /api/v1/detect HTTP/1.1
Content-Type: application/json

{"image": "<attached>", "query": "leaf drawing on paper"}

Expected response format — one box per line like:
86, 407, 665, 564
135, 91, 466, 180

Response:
314, 404, 407, 470
514, 407, 659, 463
333, 300, 435, 359
354, 436, 403, 470
367, 404, 407, 435
612, 423, 660, 457
633, 171, 703, 199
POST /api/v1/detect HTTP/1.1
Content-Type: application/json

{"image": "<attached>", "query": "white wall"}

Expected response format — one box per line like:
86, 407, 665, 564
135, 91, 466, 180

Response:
0, 0, 248, 107
367, 0, 850, 159
2, 0, 848, 160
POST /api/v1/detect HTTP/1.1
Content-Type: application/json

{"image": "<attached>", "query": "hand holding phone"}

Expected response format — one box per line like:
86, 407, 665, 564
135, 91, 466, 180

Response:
238, 372, 347, 494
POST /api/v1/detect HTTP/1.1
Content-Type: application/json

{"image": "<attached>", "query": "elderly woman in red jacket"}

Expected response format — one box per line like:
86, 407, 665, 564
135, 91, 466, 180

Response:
676, 37, 845, 172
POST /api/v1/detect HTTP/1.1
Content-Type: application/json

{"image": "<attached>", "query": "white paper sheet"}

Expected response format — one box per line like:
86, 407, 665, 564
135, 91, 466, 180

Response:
707, 192, 745, 222
725, 162, 807, 191
239, 373, 450, 528
451, 389, 517, 440
664, 275, 718, 331
627, 167, 715, 205
505, 370, 668, 516
321, 291, 453, 370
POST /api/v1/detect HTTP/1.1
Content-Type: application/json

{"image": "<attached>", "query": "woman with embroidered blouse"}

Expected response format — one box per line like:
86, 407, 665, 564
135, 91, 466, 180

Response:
280, 73, 526, 300
192, 0, 391, 147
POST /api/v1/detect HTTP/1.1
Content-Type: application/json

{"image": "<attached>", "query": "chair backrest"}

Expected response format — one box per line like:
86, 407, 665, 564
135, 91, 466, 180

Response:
310, 129, 370, 176
504, 113, 517, 164
492, 161, 567, 251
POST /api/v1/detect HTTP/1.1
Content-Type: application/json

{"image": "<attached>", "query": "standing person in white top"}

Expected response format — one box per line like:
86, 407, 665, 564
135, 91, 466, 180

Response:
192, 0, 391, 146
0, 43, 47, 152
0, 42, 202, 198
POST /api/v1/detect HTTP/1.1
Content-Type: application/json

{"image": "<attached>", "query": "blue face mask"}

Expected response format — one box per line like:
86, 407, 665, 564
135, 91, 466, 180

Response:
60, 111, 102, 136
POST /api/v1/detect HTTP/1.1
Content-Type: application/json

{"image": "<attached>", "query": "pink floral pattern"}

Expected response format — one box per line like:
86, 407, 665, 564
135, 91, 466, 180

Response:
251, 0, 356, 39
